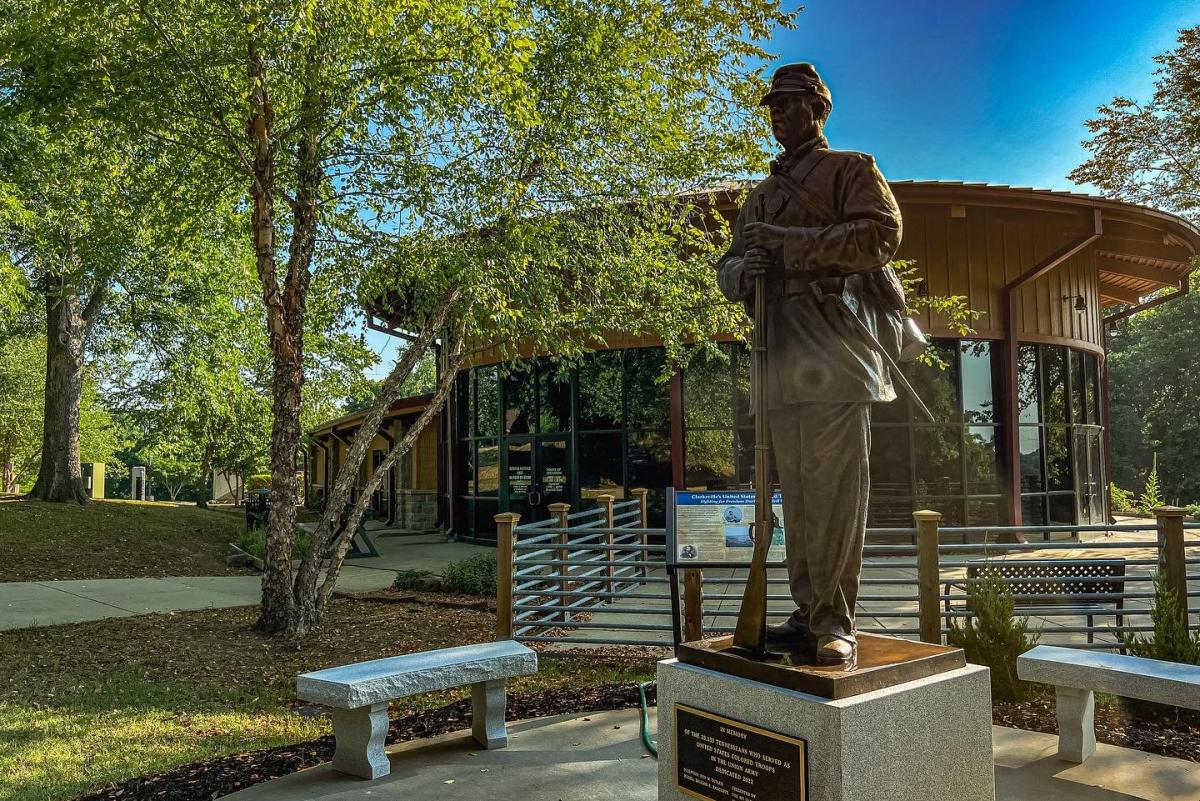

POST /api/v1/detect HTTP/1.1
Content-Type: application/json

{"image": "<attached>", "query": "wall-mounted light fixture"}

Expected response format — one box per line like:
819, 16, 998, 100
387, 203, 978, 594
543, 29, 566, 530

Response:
1062, 294, 1086, 313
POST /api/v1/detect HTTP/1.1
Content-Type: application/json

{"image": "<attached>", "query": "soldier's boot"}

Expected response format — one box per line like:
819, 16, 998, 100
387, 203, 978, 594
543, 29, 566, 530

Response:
816, 632, 857, 669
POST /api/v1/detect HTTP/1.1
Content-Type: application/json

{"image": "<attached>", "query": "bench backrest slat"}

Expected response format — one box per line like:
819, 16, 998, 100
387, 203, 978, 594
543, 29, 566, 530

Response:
965, 559, 1126, 607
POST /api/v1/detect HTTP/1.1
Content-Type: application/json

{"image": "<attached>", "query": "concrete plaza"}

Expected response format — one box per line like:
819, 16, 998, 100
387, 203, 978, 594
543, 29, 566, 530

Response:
222, 708, 1200, 801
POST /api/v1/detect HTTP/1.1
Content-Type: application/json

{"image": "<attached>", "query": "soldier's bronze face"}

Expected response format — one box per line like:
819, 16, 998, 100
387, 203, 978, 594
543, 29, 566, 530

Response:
768, 94, 822, 151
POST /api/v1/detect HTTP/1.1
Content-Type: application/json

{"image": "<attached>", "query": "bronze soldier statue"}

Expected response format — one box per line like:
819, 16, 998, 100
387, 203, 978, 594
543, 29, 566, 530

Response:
717, 63, 907, 667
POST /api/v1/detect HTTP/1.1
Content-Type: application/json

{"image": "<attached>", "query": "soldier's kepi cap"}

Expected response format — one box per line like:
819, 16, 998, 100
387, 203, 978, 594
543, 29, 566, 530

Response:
759, 62, 832, 109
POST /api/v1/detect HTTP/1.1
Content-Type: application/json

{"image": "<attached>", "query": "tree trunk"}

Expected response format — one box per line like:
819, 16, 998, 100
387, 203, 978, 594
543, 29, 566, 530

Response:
196, 439, 214, 509
2, 432, 16, 494
27, 288, 90, 503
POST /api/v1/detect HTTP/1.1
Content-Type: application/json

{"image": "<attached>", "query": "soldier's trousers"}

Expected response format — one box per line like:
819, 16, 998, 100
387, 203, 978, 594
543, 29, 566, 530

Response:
768, 402, 870, 639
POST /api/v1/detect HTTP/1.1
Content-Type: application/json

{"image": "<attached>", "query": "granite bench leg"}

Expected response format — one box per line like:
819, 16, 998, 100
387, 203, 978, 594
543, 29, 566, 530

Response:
471, 678, 508, 749
1054, 686, 1096, 763
331, 701, 391, 779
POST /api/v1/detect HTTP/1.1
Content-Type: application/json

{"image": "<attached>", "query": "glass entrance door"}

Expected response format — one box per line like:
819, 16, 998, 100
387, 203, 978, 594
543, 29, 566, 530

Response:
505, 436, 572, 523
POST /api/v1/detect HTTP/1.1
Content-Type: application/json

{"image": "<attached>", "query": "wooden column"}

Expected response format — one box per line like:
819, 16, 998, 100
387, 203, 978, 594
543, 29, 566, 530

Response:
631, 487, 649, 577
548, 502, 572, 621
670, 370, 685, 490
494, 512, 520, 639
1155, 506, 1189, 626
682, 567, 704, 642
597, 494, 616, 587
913, 509, 943, 644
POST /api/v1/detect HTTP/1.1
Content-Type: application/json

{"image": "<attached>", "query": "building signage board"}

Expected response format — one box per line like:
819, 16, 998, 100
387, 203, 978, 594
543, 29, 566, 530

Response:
508, 464, 532, 494
543, 465, 565, 494
670, 490, 785, 565
675, 704, 806, 801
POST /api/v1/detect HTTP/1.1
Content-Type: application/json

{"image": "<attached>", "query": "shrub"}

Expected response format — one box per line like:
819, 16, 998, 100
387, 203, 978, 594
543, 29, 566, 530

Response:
443, 552, 497, 596
237, 526, 312, 560
1109, 483, 1136, 514
1138, 458, 1163, 515
246, 473, 273, 491
946, 569, 1041, 701
1185, 502, 1200, 520
394, 569, 436, 591
1120, 573, 1200, 665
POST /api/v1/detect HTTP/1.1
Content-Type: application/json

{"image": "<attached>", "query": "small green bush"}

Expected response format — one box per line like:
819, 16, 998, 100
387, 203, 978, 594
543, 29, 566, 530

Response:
442, 552, 497, 596
947, 570, 1041, 701
1109, 483, 1136, 514
246, 474, 273, 491
394, 569, 436, 591
1185, 502, 1200, 520
1121, 573, 1200, 665
237, 526, 312, 560
1138, 459, 1163, 515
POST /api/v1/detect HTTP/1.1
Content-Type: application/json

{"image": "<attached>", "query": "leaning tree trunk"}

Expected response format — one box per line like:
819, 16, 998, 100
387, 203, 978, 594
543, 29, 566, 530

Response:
27, 289, 90, 503
195, 438, 214, 509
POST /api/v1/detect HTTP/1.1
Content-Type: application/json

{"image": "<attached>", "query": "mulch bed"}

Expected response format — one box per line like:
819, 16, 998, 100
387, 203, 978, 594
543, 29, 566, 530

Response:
994, 693, 1200, 763
73, 682, 657, 801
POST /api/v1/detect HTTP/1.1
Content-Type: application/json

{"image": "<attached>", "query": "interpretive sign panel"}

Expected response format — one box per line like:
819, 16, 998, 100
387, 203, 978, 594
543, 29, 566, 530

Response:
671, 490, 785, 564
675, 704, 806, 801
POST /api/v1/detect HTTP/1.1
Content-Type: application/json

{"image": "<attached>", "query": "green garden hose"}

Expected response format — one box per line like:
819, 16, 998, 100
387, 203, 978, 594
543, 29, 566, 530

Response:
638, 681, 658, 757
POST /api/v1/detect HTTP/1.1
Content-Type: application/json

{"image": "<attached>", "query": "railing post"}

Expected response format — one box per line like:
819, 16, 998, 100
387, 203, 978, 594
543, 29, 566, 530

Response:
913, 509, 943, 645
1155, 506, 1188, 626
631, 488, 649, 577
683, 567, 704, 642
548, 502, 572, 622
598, 494, 616, 592
494, 512, 520, 640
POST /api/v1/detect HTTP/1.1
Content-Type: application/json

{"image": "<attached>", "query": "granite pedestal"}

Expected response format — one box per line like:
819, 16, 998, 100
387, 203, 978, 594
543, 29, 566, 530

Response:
657, 658, 995, 801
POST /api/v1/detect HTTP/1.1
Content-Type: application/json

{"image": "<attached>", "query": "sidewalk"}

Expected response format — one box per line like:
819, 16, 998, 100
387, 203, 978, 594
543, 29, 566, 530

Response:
0, 567, 397, 631
0, 532, 492, 632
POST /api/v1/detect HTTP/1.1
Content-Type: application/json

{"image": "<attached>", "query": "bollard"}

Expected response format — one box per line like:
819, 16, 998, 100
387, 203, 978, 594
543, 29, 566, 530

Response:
683, 567, 704, 642
548, 502, 571, 623
913, 509, 943, 645
1154, 506, 1188, 626
494, 513, 520, 639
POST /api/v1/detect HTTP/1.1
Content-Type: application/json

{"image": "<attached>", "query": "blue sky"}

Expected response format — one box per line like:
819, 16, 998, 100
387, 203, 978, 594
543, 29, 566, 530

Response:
365, 1, 1200, 375
775, 0, 1199, 189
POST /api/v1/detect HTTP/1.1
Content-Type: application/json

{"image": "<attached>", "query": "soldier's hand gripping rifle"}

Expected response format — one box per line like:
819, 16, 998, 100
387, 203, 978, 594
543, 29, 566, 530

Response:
732, 194, 777, 658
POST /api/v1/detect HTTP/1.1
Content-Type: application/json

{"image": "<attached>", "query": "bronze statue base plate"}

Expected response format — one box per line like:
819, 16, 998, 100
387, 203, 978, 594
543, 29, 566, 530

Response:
676, 633, 966, 700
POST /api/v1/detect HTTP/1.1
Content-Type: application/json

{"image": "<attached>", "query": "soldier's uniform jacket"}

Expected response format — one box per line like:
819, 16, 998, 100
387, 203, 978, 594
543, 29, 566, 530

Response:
717, 136, 904, 409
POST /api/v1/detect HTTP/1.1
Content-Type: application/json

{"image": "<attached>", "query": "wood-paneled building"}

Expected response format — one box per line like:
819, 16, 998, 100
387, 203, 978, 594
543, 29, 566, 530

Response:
317, 182, 1199, 541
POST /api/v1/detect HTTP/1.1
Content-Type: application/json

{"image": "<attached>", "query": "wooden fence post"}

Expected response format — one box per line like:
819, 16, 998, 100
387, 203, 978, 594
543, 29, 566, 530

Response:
631, 488, 649, 577
494, 512, 520, 640
1155, 506, 1189, 626
548, 502, 572, 622
683, 567, 704, 642
598, 494, 616, 589
913, 509, 943, 645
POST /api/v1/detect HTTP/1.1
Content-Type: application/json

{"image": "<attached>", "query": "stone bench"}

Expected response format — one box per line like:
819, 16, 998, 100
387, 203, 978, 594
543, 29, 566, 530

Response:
296, 640, 538, 779
1016, 644, 1200, 763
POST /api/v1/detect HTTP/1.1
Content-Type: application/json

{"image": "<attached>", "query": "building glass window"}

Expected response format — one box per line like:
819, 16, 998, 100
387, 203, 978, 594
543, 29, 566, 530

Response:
453, 339, 1104, 542
1017, 343, 1106, 531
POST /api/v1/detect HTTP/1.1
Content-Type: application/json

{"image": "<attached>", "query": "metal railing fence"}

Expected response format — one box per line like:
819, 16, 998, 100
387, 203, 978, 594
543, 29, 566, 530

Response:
494, 504, 1200, 651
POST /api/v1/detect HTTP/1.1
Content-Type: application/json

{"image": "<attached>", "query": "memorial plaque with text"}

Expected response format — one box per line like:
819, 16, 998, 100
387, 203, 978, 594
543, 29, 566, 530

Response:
675, 704, 806, 801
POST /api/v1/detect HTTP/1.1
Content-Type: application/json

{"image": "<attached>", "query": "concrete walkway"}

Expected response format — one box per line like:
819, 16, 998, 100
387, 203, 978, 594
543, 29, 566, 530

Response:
0, 568, 397, 631
222, 708, 1200, 801
0, 532, 490, 631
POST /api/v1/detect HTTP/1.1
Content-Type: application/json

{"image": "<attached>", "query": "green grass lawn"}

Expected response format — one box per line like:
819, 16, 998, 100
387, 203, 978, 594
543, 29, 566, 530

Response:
0, 497, 249, 581
0, 597, 656, 801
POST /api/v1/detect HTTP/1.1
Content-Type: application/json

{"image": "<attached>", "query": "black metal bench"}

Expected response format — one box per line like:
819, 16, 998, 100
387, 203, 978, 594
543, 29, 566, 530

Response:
943, 558, 1127, 647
